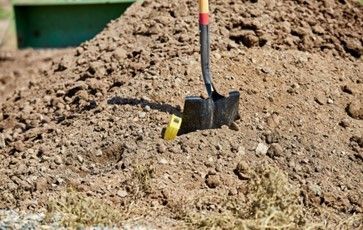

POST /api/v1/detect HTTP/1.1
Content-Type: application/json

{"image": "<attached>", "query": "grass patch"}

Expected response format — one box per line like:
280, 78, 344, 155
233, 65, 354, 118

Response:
181, 165, 309, 229
43, 164, 362, 229
131, 163, 155, 196
44, 189, 128, 228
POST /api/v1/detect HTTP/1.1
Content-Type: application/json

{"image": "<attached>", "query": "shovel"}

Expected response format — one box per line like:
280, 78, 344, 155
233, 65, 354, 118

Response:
180, 0, 240, 134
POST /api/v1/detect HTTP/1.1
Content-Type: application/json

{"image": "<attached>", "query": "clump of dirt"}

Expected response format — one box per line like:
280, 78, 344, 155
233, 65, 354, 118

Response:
0, 0, 363, 228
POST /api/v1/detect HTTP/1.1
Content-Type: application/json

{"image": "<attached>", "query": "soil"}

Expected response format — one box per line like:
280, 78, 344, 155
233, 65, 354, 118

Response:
0, 49, 70, 103
0, 0, 362, 228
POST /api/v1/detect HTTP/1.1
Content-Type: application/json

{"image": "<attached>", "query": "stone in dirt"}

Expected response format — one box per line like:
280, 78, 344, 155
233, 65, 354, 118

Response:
346, 97, 363, 120
267, 143, 283, 158
234, 161, 251, 180
205, 174, 221, 189
339, 119, 350, 128
255, 143, 269, 155
117, 189, 128, 198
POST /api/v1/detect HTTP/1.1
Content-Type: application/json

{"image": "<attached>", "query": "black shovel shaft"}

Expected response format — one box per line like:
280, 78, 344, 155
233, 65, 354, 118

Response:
199, 0, 213, 96
200, 25, 213, 96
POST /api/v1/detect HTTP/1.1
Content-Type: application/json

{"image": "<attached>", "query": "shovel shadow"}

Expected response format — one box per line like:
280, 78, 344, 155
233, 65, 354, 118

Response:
107, 96, 182, 116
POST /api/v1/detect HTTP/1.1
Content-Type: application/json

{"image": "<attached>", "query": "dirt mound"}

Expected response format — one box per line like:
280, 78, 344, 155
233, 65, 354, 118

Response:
0, 0, 362, 228
0, 49, 69, 103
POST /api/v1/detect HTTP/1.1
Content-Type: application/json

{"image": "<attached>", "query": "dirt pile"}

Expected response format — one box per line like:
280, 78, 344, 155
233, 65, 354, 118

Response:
0, 0, 362, 228
0, 50, 69, 103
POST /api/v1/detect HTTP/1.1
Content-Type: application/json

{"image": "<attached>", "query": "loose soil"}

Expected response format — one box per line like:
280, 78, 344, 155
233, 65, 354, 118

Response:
0, 0, 362, 228
0, 50, 70, 103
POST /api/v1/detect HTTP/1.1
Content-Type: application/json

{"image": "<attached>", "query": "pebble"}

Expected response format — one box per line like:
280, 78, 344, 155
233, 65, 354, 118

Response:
261, 67, 273, 75
96, 149, 103, 157
267, 143, 283, 158
314, 95, 326, 105
77, 155, 84, 163
327, 98, 334, 104
205, 174, 221, 189
255, 143, 269, 155
159, 158, 168, 165
234, 161, 251, 180
138, 112, 146, 118
215, 144, 222, 151
339, 119, 350, 128
229, 122, 240, 131
341, 85, 354, 95
238, 146, 246, 155
265, 131, 280, 144
54, 156, 63, 165
117, 189, 128, 198
144, 105, 151, 112
347, 98, 363, 120
157, 143, 166, 153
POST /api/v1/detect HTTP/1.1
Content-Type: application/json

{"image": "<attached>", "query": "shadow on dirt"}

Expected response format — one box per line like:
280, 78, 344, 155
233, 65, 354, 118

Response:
107, 96, 182, 116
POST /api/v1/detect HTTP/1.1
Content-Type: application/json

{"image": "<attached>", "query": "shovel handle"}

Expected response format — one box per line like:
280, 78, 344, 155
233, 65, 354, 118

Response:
199, 0, 214, 96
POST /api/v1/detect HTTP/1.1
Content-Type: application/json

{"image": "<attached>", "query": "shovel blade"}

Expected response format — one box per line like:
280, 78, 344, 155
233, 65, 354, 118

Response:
180, 91, 240, 134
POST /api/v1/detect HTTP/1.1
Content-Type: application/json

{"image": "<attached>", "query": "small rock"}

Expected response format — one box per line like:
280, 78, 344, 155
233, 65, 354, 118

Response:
77, 155, 84, 163
138, 112, 146, 118
159, 158, 168, 165
117, 189, 128, 198
267, 143, 283, 158
346, 98, 363, 120
96, 149, 103, 157
264, 131, 280, 144
255, 143, 269, 155
228, 188, 238, 196
205, 174, 221, 189
56, 177, 64, 185
238, 146, 246, 155
54, 156, 63, 165
13, 141, 26, 152
157, 143, 166, 153
113, 48, 127, 59
314, 95, 326, 105
327, 98, 334, 104
229, 122, 239, 131
215, 53, 222, 60
350, 136, 363, 148
215, 144, 222, 151
144, 105, 151, 112
234, 161, 251, 180
341, 85, 354, 95
312, 25, 325, 35
261, 67, 273, 75
339, 119, 350, 128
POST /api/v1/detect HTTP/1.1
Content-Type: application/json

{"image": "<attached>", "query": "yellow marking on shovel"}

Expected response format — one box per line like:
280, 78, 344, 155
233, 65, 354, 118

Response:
164, 115, 182, 140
